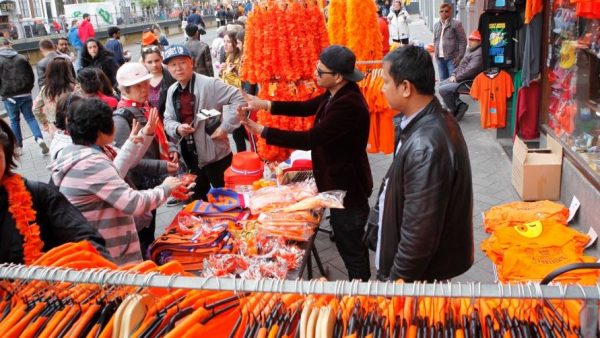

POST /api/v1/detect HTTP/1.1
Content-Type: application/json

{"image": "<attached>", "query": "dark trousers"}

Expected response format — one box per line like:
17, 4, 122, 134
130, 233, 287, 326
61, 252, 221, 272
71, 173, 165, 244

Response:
181, 143, 232, 201
232, 125, 247, 152
138, 209, 156, 260
330, 205, 371, 281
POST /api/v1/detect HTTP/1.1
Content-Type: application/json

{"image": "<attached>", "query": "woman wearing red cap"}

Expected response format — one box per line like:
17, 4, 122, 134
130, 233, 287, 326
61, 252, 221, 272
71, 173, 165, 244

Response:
437, 29, 483, 120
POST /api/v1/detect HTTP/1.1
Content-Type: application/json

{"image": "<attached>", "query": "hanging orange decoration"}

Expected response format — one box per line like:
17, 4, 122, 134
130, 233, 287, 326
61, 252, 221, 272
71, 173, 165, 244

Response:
241, 0, 329, 162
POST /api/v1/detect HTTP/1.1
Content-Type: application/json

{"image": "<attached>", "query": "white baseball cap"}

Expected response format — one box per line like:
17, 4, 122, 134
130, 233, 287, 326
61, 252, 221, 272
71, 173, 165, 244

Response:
116, 62, 153, 87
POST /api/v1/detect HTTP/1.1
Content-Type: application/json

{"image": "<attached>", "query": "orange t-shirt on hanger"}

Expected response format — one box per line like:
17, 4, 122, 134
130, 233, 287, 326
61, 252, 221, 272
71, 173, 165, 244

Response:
470, 70, 514, 129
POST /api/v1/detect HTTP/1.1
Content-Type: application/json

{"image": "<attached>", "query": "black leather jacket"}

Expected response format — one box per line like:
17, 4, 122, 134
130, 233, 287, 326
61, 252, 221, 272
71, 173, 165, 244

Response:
377, 98, 474, 282
0, 179, 110, 263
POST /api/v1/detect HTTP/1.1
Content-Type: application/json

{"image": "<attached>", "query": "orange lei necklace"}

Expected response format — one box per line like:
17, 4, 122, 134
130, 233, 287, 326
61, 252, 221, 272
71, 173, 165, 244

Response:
2, 174, 44, 264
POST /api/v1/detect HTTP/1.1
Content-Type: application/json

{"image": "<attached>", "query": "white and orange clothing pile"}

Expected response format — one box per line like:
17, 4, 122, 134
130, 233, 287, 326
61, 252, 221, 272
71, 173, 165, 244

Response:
481, 201, 600, 284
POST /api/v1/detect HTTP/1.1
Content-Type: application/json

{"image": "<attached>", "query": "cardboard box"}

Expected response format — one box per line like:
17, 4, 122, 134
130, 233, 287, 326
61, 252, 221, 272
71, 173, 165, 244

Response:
511, 136, 563, 201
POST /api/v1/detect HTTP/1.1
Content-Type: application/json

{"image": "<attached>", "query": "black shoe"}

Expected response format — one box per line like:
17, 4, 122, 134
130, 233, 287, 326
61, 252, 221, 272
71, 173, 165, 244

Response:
455, 103, 469, 121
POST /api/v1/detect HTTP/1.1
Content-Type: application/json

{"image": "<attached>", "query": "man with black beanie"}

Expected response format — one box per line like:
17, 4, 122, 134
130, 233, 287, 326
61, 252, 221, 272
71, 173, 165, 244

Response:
239, 45, 374, 281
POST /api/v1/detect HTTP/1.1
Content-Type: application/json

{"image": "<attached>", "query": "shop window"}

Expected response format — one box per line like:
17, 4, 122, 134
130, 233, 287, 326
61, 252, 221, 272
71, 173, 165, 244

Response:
546, 1, 600, 177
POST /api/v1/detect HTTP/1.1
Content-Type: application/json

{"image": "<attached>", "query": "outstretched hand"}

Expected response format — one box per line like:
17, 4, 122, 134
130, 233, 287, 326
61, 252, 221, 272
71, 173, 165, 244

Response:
129, 119, 144, 144
142, 107, 160, 136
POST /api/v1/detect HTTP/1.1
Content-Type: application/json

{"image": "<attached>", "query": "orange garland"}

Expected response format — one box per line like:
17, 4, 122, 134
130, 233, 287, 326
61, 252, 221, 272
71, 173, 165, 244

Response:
241, 0, 329, 162
3, 174, 44, 264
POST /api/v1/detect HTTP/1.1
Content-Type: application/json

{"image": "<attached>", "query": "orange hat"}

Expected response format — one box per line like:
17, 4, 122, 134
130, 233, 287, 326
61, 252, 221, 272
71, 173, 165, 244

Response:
141, 31, 158, 46
224, 151, 264, 187
468, 30, 481, 41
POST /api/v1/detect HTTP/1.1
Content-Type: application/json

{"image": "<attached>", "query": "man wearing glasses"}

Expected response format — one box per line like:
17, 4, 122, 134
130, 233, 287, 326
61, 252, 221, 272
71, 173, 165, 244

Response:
239, 45, 374, 282
433, 3, 467, 81
162, 45, 244, 202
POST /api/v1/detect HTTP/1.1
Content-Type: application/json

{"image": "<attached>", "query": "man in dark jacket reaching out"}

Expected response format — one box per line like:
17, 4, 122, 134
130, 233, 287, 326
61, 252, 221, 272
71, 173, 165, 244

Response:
372, 45, 474, 282
239, 45, 374, 281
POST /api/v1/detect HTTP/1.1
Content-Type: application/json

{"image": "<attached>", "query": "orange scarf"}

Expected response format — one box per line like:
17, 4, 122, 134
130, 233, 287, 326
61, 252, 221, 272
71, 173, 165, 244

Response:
118, 98, 170, 161
3, 174, 44, 264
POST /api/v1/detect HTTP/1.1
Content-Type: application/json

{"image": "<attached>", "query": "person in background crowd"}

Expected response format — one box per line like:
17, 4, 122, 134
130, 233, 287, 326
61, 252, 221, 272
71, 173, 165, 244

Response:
221, 31, 247, 153
0, 37, 48, 155
387, 0, 411, 45
381, 0, 390, 17
94, 68, 120, 102
433, 3, 467, 81
217, 6, 227, 27
104, 26, 126, 67
226, 7, 235, 24
239, 45, 374, 282
8, 23, 18, 40
34, 58, 76, 139
162, 45, 244, 202
370, 45, 473, 282
76, 67, 118, 110
49, 92, 80, 160
0, 118, 111, 264
36, 39, 71, 88
68, 20, 83, 53
50, 98, 183, 265
141, 29, 162, 52
79, 38, 118, 88
438, 30, 483, 120
113, 62, 180, 259
141, 45, 176, 118
244, 0, 253, 15
184, 24, 213, 77
78, 13, 96, 45
211, 26, 227, 76
186, 7, 206, 29
56, 36, 77, 62
152, 24, 170, 47
377, 7, 390, 55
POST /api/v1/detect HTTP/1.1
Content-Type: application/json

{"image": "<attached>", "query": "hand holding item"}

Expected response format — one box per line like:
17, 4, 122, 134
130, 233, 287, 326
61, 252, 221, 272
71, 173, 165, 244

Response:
169, 151, 179, 164
177, 123, 195, 137
162, 176, 183, 190
166, 161, 179, 174
240, 91, 270, 112
449, 75, 456, 83
142, 107, 160, 136
241, 117, 265, 136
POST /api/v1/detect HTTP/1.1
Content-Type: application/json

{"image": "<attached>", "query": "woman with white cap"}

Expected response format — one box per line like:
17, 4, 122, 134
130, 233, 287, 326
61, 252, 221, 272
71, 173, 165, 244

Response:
112, 62, 180, 258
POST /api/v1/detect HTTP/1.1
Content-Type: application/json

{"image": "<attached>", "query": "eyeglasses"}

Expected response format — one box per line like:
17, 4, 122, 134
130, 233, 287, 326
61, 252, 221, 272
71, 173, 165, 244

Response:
142, 45, 161, 53
316, 68, 337, 78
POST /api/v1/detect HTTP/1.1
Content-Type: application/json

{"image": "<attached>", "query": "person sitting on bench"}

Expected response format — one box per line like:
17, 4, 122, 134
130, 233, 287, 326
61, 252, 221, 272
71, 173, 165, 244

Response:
438, 30, 483, 120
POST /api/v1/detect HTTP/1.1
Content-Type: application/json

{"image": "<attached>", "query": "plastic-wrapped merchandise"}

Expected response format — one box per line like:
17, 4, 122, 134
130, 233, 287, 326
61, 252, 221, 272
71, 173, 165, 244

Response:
257, 222, 317, 242
278, 190, 346, 212
248, 179, 318, 214
171, 173, 197, 200
258, 210, 322, 225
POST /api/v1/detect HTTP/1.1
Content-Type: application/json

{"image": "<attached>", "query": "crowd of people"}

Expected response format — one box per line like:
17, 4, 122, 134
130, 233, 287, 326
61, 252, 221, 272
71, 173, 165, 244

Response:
0, 2, 480, 284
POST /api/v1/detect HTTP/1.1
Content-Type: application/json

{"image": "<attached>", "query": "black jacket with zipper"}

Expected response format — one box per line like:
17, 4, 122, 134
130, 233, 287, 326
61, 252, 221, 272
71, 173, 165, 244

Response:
0, 48, 35, 98
377, 98, 474, 282
0, 178, 110, 263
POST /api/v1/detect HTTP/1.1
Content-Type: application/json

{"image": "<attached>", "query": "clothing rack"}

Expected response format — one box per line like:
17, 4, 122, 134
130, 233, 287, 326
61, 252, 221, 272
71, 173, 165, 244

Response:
1, 264, 599, 300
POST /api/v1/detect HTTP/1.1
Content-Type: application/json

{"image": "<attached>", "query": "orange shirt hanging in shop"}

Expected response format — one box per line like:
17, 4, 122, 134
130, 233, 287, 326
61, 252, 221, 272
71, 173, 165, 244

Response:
470, 70, 514, 129
525, 0, 543, 23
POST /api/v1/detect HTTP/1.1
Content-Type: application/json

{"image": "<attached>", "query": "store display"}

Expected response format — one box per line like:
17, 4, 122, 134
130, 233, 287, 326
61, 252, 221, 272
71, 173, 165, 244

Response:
483, 200, 569, 233
545, 0, 600, 177
478, 11, 523, 69
241, 0, 329, 161
470, 68, 514, 128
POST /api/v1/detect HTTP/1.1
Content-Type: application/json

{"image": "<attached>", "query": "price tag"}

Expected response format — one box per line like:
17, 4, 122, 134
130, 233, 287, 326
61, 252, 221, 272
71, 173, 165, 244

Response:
567, 196, 580, 223
585, 227, 598, 249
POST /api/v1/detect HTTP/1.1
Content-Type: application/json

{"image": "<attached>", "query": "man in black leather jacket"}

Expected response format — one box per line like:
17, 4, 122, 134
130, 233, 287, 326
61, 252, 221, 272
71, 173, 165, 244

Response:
374, 46, 474, 282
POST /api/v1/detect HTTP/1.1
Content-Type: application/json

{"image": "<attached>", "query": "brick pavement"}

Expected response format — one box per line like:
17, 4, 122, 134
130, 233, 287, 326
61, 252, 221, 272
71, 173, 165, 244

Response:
6, 18, 521, 283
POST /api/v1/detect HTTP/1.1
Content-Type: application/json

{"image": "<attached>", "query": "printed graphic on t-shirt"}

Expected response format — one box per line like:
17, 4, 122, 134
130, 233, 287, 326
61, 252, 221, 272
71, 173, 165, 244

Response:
489, 23, 508, 64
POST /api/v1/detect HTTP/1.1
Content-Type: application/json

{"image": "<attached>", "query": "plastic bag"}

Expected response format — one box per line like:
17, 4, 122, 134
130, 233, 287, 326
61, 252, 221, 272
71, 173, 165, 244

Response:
248, 185, 297, 214
277, 190, 346, 212
258, 210, 322, 225
257, 222, 316, 242
171, 173, 197, 200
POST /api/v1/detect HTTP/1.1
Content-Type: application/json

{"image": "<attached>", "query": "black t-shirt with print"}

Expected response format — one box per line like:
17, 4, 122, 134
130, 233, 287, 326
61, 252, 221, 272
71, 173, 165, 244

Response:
478, 11, 523, 69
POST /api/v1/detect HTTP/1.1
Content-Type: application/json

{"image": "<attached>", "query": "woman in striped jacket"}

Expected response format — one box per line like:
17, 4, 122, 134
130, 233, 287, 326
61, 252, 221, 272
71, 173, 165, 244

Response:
50, 98, 183, 265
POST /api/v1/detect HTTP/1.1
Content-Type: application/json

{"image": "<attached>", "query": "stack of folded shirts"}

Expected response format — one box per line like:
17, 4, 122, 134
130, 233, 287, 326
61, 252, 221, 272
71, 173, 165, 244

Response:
481, 219, 599, 284
149, 219, 235, 272
483, 200, 569, 233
